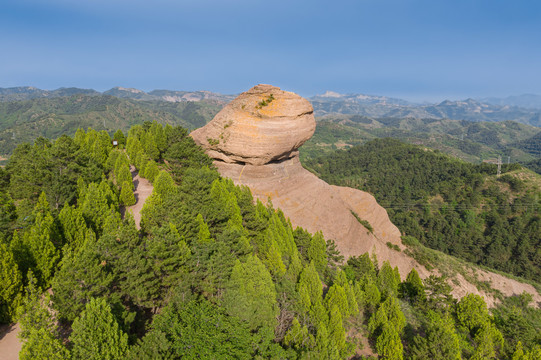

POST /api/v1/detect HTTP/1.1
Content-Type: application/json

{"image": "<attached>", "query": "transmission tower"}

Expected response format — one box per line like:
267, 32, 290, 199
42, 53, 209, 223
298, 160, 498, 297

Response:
497, 155, 502, 177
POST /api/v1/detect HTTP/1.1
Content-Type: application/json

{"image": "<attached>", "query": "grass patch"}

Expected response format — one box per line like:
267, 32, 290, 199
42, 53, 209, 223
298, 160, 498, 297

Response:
386, 242, 400, 252
350, 210, 374, 233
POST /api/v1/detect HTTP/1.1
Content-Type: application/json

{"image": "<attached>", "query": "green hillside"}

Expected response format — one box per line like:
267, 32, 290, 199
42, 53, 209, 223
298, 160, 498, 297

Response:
1, 125, 540, 359
300, 117, 540, 168
0, 95, 223, 156
305, 138, 541, 283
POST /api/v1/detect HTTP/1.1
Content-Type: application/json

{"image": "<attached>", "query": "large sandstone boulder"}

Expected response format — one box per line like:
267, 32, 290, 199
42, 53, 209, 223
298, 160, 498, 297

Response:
190, 84, 315, 165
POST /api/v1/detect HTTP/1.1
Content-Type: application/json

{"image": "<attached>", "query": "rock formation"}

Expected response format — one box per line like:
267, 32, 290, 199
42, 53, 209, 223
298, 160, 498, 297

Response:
191, 84, 541, 306
191, 84, 315, 166
191, 84, 423, 278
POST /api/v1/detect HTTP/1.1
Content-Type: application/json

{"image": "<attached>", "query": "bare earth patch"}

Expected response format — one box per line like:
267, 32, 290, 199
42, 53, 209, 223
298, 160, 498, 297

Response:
0, 323, 21, 360
124, 165, 153, 229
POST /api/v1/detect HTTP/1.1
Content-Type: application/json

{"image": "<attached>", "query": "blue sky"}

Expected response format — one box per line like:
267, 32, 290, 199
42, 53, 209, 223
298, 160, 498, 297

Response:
1, 0, 540, 101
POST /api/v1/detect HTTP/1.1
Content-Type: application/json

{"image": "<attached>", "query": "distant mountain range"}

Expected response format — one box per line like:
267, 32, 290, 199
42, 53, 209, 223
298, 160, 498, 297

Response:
481, 94, 541, 109
309, 92, 541, 127
1, 86, 540, 127
0, 86, 235, 103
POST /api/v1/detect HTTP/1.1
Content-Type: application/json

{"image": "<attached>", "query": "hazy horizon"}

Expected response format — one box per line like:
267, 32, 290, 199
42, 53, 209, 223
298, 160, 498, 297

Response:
2, 0, 541, 103
3, 83, 540, 105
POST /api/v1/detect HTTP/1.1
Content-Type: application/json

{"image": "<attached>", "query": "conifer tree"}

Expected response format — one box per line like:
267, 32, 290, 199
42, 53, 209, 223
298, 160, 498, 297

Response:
58, 204, 87, 253
17, 272, 55, 340
143, 159, 159, 182
410, 311, 461, 360
18, 273, 69, 359
456, 293, 489, 332
116, 163, 133, 190
113, 129, 126, 147
81, 182, 115, 235
368, 303, 389, 337
196, 214, 212, 243
376, 323, 403, 360
73, 128, 86, 147
325, 284, 349, 318
19, 328, 70, 360
334, 270, 359, 316
141, 131, 160, 160
382, 296, 406, 334
358, 274, 381, 313
401, 268, 426, 304
70, 297, 129, 360
512, 341, 526, 360
52, 240, 114, 322
105, 150, 121, 172
284, 317, 314, 351
328, 304, 347, 356
91, 131, 112, 166
377, 261, 399, 299
153, 170, 177, 198
120, 181, 136, 206
314, 322, 331, 358
23, 192, 60, 287
0, 191, 16, 240
224, 255, 278, 331
145, 224, 191, 306
0, 242, 23, 322
297, 262, 323, 310
150, 121, 167, 152
470, 322, 504, 360
307, 231, 327, 275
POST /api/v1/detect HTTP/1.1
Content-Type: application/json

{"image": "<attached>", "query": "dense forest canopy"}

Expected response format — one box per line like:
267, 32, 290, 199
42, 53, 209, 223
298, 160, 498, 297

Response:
0, 125, 540, 359
300, 118, 541, 175
305, 138, 541, 283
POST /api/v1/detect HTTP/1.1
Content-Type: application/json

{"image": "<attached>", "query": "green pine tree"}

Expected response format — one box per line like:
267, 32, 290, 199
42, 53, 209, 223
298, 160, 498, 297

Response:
0, 242, 23, 323
70, 297, 129, 360
224, 255, 278, 331
19, 328, 70, 360
153, 170, 177, 198
120, 181, 136, 206
376, 323, 403, 360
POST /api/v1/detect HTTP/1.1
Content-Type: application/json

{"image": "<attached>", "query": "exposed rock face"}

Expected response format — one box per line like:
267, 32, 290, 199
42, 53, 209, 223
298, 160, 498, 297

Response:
213, 157, 423, 278
191, 84, 423, 278
190, 84, 315, 166
191, 84, 541, 306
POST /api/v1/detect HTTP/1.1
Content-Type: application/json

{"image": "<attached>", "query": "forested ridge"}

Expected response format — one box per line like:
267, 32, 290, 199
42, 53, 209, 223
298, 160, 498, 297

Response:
300, 118, 541, 174
305, 138, 541, 283
1, 125, 540, 359
0, 94, 222, 156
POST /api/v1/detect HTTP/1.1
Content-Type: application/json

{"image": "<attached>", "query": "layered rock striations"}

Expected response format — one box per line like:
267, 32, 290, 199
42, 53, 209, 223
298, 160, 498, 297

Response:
191, 84, 315, 166
191, 84, 541, 305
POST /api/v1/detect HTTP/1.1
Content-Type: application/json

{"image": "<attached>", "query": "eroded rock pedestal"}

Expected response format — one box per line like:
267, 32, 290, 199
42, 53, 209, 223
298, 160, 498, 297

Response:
191, 84, 422, 278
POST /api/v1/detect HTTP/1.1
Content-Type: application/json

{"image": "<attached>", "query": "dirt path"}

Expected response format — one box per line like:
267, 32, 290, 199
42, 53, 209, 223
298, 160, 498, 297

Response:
0, 323, 21, 360
125, 165, 153, 229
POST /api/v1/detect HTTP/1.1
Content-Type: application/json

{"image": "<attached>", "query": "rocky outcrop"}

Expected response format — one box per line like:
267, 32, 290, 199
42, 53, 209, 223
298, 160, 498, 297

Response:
191, 84, 423, 278
191, 84, 315, 166
191, 84, 541, 306
214, 157, 424, 278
